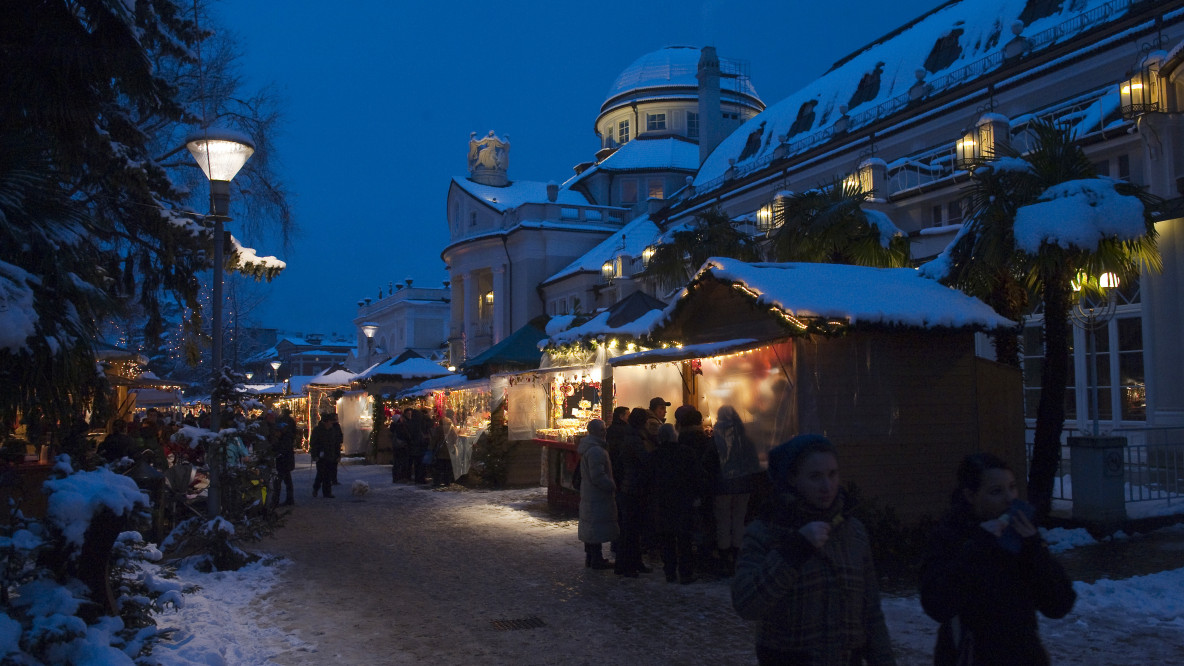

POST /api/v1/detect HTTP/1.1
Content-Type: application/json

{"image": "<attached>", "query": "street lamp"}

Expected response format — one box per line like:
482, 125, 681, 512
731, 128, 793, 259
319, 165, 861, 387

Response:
187, 127, 255, 430
270, 360, 282, 382
361, 323, 379, 365
245, 371, 254, 381
1070, 272, 1120, 436
188, 127, 254, 518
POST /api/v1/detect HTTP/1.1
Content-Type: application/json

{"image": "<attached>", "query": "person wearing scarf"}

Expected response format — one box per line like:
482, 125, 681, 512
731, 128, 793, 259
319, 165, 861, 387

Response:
732, 434, 895, 666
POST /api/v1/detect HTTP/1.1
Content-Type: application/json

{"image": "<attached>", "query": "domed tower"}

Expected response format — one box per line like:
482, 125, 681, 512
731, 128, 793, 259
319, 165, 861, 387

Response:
595, 46, 764, 163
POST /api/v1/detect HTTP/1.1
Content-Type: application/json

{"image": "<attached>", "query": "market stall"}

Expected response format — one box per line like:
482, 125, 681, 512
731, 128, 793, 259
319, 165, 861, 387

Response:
615, 258, 1024, 520
397, 374, 491, 480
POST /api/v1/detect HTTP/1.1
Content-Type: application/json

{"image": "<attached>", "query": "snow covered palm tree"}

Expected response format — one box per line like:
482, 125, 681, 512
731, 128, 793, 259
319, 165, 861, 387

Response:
923, 122, 1161, 517
768, 179, 911, 268
642, 208, 761, 293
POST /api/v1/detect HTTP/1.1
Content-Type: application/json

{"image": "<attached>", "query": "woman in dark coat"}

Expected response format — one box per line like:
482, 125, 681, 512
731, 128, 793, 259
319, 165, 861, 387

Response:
614, 407, 653, 577
732, 434, 895, 666
652, 423, 705, 583
920, 452, 1075, 666
577, 419, 617, 569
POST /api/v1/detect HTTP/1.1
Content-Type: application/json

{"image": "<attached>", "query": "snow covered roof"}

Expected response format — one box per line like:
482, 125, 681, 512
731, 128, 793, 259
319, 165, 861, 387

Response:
397, 374, 490, 399
664, 258, 1015, 331
695, 0, 1140, 189
542, 291, 668, 348
543, 215, 660, 284
604, 46, 761, 110
610, 338, 763, 367
568, 137, 700, 189
451, 177, 589, 212
306, 368, 357, 387
354, 356, 451, 382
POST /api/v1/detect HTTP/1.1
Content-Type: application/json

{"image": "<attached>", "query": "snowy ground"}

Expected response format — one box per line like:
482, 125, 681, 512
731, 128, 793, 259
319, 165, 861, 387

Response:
150, 457, 1184, 665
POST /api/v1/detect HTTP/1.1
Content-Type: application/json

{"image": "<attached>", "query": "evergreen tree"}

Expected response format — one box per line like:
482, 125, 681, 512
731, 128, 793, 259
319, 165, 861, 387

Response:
0, 1, 289, 427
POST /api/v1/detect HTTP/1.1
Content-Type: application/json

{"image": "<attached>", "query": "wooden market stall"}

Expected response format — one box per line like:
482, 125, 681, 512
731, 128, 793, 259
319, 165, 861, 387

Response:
607, 259, 1025, 521
533, 291, 668, 510
397, 374, 491, 481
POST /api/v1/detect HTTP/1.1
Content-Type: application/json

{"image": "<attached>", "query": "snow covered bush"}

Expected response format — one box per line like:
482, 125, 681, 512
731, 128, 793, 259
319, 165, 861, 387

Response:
0, 458, 190, 662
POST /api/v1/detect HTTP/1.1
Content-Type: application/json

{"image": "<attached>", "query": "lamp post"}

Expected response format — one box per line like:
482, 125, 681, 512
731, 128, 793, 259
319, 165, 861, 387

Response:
1069, 272, 1120, 436
361, 323, 379, 366
187, 127, 255, 518
270, 360, 282, 383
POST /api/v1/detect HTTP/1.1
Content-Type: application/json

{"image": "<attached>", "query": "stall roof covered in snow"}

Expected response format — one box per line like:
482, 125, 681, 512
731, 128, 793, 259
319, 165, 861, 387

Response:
695, 0, 1142, 190
355, 356, 451, 381
543, 215, 661, 285
397, 374, 490, 399
542, 290, 668, 348
306, 368, 357, 387
610, 338, 763, 367
664, 258, 1015, 331
451, 177, 589, 213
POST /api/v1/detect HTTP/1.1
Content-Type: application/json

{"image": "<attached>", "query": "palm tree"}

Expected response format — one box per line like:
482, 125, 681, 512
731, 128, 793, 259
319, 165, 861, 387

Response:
768, 178, 911, 267
642, 207, 761, 293
925, 122, 1161, 517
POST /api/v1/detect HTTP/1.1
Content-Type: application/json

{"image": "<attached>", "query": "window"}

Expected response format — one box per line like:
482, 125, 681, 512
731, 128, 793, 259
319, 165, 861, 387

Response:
646, 113, 666, 131
687, 111, 699, 139
559, 298, 567, 315
647, 178, 664, 200
947, 200, 964, 226
723, 111, 740, 120
617, 119, 630, 144
469, 211, 477, 227
1117, 154, 1131, 181
932, 205, 943, 227
621, 178, 638, 204
1021, 297, 1146, 427
1094, 160, 1110, 177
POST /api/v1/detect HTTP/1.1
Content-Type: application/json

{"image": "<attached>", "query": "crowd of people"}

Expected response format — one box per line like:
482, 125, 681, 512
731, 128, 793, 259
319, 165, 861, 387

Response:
386, 407, 457, 488
576, 398, 1077, 665
577, 396, 764, 582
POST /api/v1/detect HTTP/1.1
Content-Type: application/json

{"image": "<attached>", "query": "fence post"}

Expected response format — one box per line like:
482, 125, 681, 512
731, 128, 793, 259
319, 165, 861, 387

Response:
1068, 435, 1128, 526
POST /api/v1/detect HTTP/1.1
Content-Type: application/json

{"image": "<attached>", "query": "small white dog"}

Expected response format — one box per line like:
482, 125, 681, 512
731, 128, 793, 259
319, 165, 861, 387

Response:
351, 479, 370, 497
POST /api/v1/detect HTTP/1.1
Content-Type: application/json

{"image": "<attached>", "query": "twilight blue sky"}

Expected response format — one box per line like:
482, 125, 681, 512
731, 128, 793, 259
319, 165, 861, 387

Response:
214, 0, 942, 338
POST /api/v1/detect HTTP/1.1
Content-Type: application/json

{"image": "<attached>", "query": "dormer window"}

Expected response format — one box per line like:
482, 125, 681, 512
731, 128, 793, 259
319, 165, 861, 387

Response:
788, 101, 817, 138
647, 113, 666, 131
923, 28, 964, 73
848, 62, 885, 109
618, 119, 631, 144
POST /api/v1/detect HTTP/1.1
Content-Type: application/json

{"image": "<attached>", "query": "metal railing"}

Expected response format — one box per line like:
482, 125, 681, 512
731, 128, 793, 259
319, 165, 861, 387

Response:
1034, 437, 1184, 505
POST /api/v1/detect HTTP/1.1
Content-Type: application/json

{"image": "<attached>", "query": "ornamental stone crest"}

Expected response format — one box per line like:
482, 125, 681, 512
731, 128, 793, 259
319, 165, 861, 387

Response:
467, 130, 510, 186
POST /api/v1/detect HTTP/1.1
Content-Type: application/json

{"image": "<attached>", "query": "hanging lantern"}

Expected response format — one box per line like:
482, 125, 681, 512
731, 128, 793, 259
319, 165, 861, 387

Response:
1120, 63, 1161, 119
955, 129, 977, 170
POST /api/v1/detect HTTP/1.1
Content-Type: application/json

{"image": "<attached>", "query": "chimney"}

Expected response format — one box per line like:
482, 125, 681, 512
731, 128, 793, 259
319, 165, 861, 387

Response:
546, 181, 559, 202
697, 46, 723, 166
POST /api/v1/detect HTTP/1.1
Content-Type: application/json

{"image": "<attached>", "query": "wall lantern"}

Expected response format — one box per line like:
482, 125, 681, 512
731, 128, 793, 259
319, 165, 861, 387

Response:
1120, 59, 1162, 120
601, 260, 615, 282
483, 290, 494, 304
955, 130, 977, 170
641, 246, 656, 265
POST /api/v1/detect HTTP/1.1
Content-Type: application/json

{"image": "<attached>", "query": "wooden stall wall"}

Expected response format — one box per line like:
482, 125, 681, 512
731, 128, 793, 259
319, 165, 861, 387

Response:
794, 330, 1016, 521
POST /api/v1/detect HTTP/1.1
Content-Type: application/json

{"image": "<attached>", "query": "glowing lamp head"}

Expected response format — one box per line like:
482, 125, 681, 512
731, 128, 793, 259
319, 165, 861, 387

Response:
1099, 272, 1120, 290
270, 361, 282, 371
361, 323, 379, 339
185, 128, 256, 182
